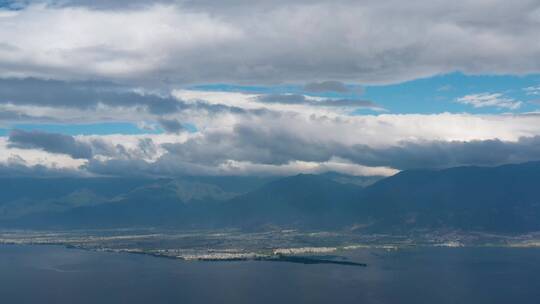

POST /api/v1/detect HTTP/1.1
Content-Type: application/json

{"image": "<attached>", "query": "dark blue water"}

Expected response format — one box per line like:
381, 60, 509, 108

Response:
1, 245, 539, 304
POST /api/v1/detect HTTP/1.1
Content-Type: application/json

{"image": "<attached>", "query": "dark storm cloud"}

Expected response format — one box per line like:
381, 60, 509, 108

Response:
8, 129, 93, 159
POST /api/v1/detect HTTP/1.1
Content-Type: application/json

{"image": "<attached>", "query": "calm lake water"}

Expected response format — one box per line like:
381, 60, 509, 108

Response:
1, 245, 539, 304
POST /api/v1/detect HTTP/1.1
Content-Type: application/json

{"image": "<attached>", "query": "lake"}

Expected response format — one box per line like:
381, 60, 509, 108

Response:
1, 245, 539, 304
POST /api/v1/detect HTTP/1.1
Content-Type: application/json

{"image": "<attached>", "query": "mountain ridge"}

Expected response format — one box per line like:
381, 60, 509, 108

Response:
2, 162, 540, 233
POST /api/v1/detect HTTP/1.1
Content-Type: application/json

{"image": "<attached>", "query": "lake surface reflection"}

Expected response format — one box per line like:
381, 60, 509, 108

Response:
1, 245, 539, 304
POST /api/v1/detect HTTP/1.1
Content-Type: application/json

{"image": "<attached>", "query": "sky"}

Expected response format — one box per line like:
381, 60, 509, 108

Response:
1, 0, 540, 177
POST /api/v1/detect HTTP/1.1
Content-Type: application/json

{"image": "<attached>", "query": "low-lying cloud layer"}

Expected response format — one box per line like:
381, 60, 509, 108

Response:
3, 111, 540, 177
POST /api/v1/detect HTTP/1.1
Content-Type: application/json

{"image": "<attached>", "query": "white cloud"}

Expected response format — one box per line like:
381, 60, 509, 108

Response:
456, 93, 522, 110
215, 158, 398, 177
0, 136, 85, 170
0, 4, 242, 82
2, 2, 540, 177
1, 1, 540, 85
524, 85, 540, 95
4, 111, 540, 176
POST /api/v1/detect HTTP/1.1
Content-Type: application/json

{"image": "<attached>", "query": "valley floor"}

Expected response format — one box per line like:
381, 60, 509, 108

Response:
1, 228, 540, 263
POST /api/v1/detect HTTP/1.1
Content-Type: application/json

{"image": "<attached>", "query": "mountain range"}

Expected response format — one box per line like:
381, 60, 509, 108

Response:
1, 162, 539, 233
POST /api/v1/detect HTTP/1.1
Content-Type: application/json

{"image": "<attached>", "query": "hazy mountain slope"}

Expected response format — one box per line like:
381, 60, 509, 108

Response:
2, 173, 361, 229
357, 162, 540, 232
2, 163, 540, 233
0, 177, 152, 204
0, 176, 271, 223
8, 183, 220, 229
0, 178, 154, 220
221, 174, 363, 229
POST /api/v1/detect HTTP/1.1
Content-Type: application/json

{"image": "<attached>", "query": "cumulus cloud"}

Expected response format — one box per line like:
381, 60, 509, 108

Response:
79, 132, 540, 177
5, 129, 154, 162
1, 1, 540, 84
160, 120, 540, 171
3, 111, 540, 177
456, 93, 522, 110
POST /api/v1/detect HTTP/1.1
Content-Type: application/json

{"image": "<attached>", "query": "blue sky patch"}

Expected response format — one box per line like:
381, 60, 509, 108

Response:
191, 73, 540, 115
